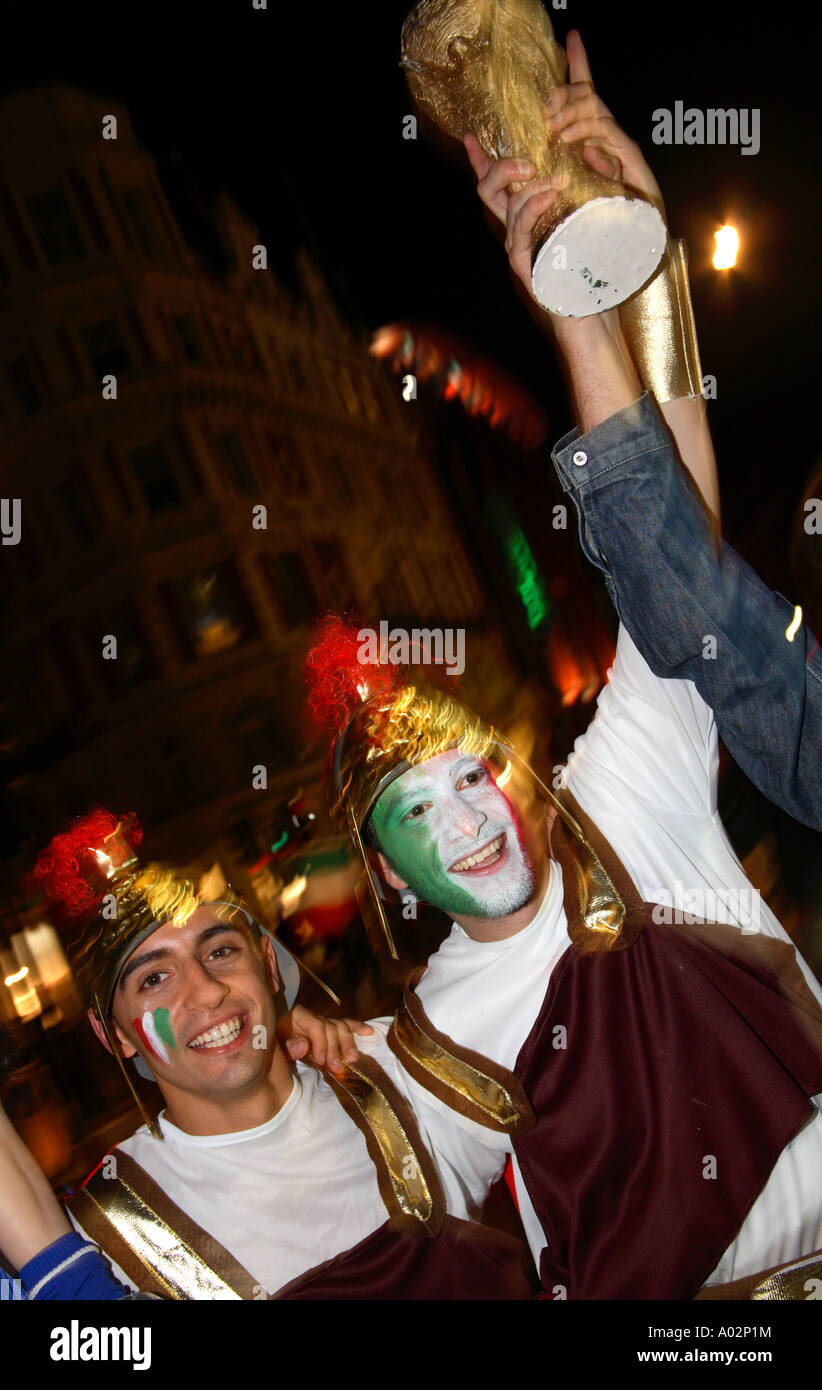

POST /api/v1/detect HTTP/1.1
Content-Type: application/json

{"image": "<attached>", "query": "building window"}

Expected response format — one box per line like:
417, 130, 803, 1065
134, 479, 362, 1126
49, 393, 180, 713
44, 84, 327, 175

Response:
266, 433, 308, 497
24, 188, 85, 265
360, 377, 382, 423
122, 188, 167, 259
47, 625, 84, 704
58, 469, 97, 548
55, 326, 85, 386
165, 563, 258, 660
68, 171, 111, 252
375, 567, 413, 621
80, 318, 133, 379
225, 699, 295, 788
104, 441, 134, 518
97, 160, 135, 250
215, 430, 257, 495
172, 313, 206, 365
97, 605, 155, 695
328, 451, 355, 508
337, 366, 360, 416
260, 551, 318, 627
149, 187, 181, 258
287, 352, 309, 396
7, 355, 42, 415
124, 308, 154, 366
129, 440, 182, 514
155, 734, 199, 809
314, 538, 352, 607
0, 185, 37, 268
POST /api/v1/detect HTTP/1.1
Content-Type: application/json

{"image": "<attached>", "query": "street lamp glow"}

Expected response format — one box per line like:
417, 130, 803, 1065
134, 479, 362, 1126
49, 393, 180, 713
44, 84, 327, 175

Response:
713, 225, 739, 269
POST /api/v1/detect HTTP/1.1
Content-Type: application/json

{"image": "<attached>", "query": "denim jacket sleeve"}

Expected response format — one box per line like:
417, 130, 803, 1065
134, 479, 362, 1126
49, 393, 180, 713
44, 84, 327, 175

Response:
551, 391, 822, 833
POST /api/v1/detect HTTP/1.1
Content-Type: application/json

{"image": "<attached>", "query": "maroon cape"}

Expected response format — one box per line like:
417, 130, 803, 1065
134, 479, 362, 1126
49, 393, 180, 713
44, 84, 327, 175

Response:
512, 797, 822, 1298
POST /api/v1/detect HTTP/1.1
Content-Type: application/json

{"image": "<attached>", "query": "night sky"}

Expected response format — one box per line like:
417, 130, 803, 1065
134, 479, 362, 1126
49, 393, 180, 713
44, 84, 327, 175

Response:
3, 0, 821, 585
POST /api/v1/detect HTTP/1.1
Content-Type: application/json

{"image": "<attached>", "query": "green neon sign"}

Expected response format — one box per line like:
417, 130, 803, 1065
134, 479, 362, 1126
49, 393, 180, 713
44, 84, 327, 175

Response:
506, 526, 550, 631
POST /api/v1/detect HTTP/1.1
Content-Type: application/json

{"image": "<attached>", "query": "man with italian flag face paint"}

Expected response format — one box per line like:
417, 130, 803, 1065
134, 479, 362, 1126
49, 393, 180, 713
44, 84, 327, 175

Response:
20, 810, 533, 1302
306, 30, 822, 1303
371, 751, 544, 933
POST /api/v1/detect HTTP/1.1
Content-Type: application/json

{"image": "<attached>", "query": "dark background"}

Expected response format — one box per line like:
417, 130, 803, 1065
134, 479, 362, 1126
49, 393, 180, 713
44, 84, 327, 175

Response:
4, 0, 821, 582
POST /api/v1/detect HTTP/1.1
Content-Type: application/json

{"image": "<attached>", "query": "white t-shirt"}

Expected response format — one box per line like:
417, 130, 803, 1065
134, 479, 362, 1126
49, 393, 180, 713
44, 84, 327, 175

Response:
70, 1024, 506, 1297
412, 625, 822, 1287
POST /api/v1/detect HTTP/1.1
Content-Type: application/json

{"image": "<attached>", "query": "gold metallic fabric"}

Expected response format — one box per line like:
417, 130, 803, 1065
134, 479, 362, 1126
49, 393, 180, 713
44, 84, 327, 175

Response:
333, 1062, 437, 1226
392, 1000, 524, 1130
402, 0, 629, 252
510, 751, 627, 949
70, 818, 259, 1020
70, 818, 201, 1016
562, 832, 626, 950
81, 1173, 242, 1300
750, 1256, 822, 1300
336, 682, 500, 831
618, 238, 703, 402
348, 804, 399, 960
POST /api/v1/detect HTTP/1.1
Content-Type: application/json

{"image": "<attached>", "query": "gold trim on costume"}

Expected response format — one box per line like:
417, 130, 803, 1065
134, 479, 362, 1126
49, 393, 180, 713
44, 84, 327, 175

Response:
750, 1256, 822, 1300
80, 1170, 242, 1299
512, 751, 627, 950
328, 1058, 439, 1228
391, 998, 528, 1133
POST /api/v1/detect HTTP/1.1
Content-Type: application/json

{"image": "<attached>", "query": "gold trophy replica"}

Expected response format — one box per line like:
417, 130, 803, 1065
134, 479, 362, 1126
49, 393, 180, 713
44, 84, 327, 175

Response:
401, 0, 667, 316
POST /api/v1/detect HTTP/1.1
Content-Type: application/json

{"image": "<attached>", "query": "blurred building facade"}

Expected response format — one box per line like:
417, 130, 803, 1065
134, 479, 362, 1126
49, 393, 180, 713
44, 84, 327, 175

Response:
0, 85, 540, 1052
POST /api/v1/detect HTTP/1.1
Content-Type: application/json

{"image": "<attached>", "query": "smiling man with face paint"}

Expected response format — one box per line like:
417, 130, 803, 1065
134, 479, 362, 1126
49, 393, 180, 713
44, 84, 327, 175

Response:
371, 751, 540, 929
20, 808, 535, 1301
307, 586, 822, 1305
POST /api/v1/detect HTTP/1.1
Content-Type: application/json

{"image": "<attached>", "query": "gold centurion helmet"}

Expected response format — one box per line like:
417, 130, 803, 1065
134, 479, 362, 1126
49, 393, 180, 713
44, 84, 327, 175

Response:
305, 616, 625, 959
32, 808, 301, 1132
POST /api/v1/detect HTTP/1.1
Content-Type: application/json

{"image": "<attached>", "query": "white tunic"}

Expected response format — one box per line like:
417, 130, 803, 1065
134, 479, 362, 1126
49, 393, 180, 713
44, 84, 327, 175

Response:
70, 1024, 506, 1297
413, 625, 822, 1287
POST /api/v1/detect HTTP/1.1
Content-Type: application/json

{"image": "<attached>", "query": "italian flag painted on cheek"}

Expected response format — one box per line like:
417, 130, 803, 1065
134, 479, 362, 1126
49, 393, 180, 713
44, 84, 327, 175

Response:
133, 1007, 176, 1064
394, 820, 486, 917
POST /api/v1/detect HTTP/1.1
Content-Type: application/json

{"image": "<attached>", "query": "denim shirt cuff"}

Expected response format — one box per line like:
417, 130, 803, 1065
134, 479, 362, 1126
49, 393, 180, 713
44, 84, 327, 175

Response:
551, 392, 670, 493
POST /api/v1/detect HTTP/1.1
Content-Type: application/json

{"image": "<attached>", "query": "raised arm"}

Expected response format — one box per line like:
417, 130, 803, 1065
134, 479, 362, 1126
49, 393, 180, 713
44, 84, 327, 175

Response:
551, 395, 822, 834
467, 30, 822, 834
0, 1096, 71, 1269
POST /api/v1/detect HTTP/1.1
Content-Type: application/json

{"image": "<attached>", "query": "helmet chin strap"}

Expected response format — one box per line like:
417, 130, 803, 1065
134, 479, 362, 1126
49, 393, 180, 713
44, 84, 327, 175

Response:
94, 992, 163, 1141
348, 804, 399, 960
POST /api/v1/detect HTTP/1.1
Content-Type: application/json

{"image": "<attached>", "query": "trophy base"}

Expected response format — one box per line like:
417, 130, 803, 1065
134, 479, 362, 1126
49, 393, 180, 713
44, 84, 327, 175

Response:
532, 196, 667, 317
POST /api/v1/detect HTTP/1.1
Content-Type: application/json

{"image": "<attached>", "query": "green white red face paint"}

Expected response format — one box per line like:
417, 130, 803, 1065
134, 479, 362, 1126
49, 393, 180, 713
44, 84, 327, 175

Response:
370, 750, 535, 921
133, 1007, 176, 1064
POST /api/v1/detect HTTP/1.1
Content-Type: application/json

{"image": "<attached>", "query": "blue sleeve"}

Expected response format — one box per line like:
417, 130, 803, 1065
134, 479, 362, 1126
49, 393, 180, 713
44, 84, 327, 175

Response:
551, 392, 822, 833
19, 1231, 132, 1300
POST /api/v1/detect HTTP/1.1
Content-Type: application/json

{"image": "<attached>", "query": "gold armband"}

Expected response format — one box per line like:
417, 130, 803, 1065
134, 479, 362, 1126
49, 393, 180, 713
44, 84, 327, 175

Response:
618, 238, 703, 403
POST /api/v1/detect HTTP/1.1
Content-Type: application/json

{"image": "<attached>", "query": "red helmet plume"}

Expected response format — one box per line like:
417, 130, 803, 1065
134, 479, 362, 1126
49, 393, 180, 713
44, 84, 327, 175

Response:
32, 807, 143, 917
305, 614, 399, 734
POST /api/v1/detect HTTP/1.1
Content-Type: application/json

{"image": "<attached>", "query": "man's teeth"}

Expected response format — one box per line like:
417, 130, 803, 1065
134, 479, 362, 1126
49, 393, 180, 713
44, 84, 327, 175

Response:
189, 1017, 243, 1049
450, 836, 504, 872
